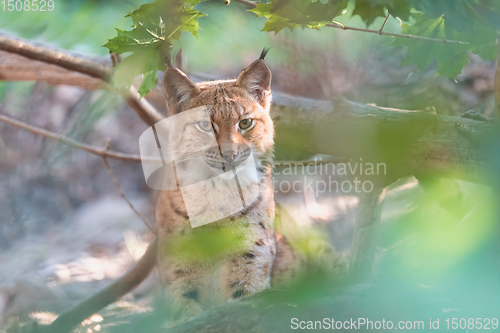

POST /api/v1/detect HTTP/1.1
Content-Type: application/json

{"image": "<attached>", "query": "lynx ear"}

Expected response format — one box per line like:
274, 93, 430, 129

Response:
163, 67, 200, 114
236, 59, 272, 111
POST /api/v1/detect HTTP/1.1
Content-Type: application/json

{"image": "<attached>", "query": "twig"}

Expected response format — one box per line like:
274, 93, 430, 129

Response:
101, 139, 157, 235
325, 22, 467, 44
233, 0, 467, 45
121, 86, 163, 126
0, 33, 164, 126
378, 13, 390, 35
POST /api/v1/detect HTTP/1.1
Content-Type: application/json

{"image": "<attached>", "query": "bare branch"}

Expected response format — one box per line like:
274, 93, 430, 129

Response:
495, 39, 500, 119
101, 138, 157, 234
378, 13, 390, 35
0, 33, 164, 126
0, 111, 143, 162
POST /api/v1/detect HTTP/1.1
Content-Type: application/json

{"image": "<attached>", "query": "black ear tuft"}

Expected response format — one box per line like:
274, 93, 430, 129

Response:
259, 47, 270, 60
236, 59, 272, 111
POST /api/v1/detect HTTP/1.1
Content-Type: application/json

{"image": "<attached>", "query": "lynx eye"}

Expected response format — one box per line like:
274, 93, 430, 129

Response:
239, 119, 254, 131
196, 121, 213, 132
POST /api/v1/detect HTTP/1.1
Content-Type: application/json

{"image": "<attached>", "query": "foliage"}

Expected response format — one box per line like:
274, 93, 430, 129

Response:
104, 0, 204, 96
395, 1, 499, 77
104, 0, 500, 96
249, 0, 349, 33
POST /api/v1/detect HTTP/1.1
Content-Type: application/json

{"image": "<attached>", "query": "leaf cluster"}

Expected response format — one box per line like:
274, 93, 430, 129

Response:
104, 0, 204, 97
250, 0, 349, 33
396, 0, 500, 77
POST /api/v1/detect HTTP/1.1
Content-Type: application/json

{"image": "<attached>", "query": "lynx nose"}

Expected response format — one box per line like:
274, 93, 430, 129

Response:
222, 151, 237, 162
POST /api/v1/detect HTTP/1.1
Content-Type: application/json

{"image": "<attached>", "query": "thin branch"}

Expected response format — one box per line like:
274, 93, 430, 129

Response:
379, 13, 390, 35
232, 0, 467, 45
325, 22, 467, 44
0, 112, 143, 162
101, 139, 157, 235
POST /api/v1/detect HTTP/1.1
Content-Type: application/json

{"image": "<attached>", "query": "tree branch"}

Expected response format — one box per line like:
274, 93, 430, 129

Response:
0, 111, 143, 162
0, 33, 111, 80
101, 138, 157, 234
0, 33, 164, 126
378, 13, 390, 35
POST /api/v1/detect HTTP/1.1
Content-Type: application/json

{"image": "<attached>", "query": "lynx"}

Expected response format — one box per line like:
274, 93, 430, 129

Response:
46, 52, 300, 332
156, 50, 299, 319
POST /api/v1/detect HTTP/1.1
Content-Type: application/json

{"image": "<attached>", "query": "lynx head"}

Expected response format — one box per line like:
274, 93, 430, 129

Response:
162, 53, 274, 184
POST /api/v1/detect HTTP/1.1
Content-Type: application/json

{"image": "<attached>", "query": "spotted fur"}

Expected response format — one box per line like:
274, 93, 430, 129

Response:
156, 57, 299, 320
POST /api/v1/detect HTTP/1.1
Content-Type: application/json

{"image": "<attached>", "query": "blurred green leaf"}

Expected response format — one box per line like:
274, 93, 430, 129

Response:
164, 226, 251, 262
395, 9, 497, 77
395, 14, 469, 77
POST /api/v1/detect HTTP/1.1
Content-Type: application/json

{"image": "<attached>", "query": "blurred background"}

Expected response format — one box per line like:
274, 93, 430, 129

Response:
0, 0, 498, 331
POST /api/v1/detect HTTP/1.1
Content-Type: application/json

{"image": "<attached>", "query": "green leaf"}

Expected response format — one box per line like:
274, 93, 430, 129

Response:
250, 0, 348, 33
396, 14, 469, 77
352, 0, 412, 26
352, 0, 386, 26
139, 70, 160, 98
411, 0, 500, 33
396, 3, 499, 78
104, 0, 205, 96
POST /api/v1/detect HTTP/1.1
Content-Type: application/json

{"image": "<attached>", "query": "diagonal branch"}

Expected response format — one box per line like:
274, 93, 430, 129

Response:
101, 138, 157, 234
0, 111, 143, 162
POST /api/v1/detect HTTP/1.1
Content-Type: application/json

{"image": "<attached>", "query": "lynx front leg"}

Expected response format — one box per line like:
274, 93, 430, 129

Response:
160, 260, 210, 320
220, 227, 276, 301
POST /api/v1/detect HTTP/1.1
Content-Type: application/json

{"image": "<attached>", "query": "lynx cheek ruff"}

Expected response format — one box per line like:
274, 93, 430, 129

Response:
139, 106, 259, 227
